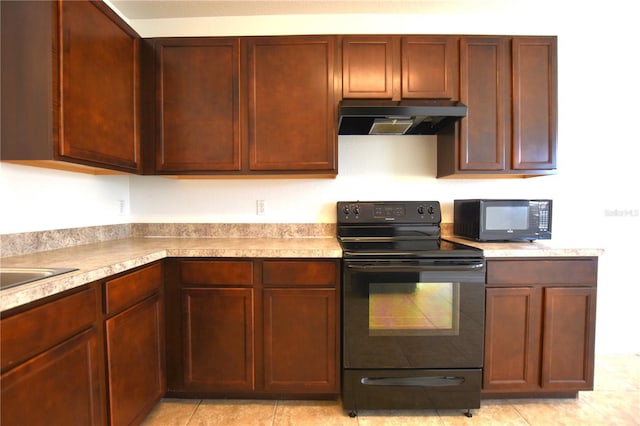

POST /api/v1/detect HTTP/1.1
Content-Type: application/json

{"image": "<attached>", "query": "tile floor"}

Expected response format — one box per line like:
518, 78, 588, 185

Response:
142, 354, 640, 425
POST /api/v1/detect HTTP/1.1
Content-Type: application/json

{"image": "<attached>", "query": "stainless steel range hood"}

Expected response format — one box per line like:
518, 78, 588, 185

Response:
338, 100, 467, 135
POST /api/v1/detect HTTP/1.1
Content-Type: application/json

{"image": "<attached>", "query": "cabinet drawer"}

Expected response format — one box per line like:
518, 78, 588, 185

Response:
181, 260, 254, 286
487, 259, 597, 286
262, 260, 337, 286
105, 263, 162, 315
1, 285, 98, 372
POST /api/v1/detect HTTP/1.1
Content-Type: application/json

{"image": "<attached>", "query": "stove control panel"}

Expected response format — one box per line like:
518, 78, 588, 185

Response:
337, 201, 441, 223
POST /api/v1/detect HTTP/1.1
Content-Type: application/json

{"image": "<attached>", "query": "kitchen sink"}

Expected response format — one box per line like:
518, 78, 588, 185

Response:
0, 267, 78, 290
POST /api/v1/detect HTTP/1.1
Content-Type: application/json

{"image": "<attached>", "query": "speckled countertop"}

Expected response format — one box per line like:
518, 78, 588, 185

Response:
1, 228, 604, 313
444, 235, 605, 258
0, 236, 341, 313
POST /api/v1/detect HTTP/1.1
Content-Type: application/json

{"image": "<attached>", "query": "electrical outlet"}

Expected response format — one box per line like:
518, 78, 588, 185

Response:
256, 200, 267, 216
118, 199, 126, 216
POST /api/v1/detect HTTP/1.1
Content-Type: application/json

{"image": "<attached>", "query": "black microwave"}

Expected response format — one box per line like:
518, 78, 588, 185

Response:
453, 199, 552, 242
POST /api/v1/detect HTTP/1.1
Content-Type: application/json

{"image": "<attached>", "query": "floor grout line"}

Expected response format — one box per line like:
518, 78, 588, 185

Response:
511, 404, 533, 426
184, 399, 202, 426
272, 400, 278, 426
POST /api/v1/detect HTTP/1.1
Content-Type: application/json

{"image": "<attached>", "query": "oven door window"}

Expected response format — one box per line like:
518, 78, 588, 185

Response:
343, 269, 484, 369
369, 282, 459, 336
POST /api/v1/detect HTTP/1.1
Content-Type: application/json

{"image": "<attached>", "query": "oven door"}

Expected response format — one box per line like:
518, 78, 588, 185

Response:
343, 258, 485, 369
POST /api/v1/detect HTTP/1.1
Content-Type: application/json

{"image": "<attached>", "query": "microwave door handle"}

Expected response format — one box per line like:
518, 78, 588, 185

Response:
346, 263, 484, 273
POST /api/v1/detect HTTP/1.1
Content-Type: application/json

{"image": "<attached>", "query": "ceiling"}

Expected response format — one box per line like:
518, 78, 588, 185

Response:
108, 0, 527, 19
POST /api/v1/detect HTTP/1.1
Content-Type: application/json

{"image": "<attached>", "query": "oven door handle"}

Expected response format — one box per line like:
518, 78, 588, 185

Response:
361, 376, 465, 387
346, 263, 484, 273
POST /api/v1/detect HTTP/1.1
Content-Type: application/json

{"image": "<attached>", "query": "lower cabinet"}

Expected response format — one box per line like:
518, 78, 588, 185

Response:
0, 254, 602, 423
182, 286, 254, 391
165, 258, 340, 397
0, 285, 106, 425
0, 263, 166, 426
483, 258, 598, 397
0, 256, 338, 423
104, 263, 165, 425
262, 260, 338, 394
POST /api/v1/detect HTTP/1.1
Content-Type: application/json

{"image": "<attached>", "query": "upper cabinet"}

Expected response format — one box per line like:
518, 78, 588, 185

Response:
342, 36, 395, 99
147, 33, 557, 179
149, 36, 338, 176
437, 36, 557, 177
1, 0, 141, 174
152, 38, 241, 173
341, 36, 458, 100
243, 37, 338, 174
511, 37, 557, 171
2, 9, 555, 180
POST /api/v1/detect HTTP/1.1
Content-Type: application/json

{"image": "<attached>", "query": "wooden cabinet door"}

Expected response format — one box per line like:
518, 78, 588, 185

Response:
1, 285, 106, 425
457, 37, 509, 171
1, 0, 139, 174
1, 329, 105, 426
402, 36, 458, 99
511, 37, 557, 171
182, 288, 254, 391
168, 259, 339, 396
342, 36, 457, 100
244, 36, 337, 173
261, 259, 339, 394
483, 287, 542, 391
59, 0, 140, 172
105, 294, 164, 426
263, 288, 337, 393
484, 258, 598, 397
342, 36, 396, 99
541, 287, 596, 391
438, 36, 557, 178
0, 0, 53, 163
155, 38, 241, 172
103, 263, 164, 425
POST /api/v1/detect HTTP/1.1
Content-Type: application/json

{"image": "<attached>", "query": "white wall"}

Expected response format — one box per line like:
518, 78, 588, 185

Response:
0, 163, 131, 234
129, 137, 563, 225
1, 1, 639, 353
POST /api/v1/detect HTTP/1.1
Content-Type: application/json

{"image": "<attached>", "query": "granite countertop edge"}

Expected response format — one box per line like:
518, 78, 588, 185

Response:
444, 236, 605, 258
1, 236, 603, 312
0, 237, 341, 313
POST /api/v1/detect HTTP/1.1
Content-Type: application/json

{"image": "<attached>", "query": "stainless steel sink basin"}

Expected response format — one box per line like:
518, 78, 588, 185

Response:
0, 267, 78, 290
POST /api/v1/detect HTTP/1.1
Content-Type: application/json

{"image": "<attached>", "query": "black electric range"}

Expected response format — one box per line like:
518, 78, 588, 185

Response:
337, 201, 485, 418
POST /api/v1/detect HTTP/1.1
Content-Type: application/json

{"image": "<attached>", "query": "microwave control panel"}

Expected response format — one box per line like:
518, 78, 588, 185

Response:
533, 201, 551, 231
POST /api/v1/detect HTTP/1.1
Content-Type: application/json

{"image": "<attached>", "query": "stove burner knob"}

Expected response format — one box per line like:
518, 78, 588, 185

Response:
343, 206, 350, 216
353, 206, 360, 216
427, 205, 435, 215
417, 205, 425, 215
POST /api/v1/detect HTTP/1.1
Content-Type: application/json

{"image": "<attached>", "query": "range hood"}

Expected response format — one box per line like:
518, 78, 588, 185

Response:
338, 100, 467, 136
